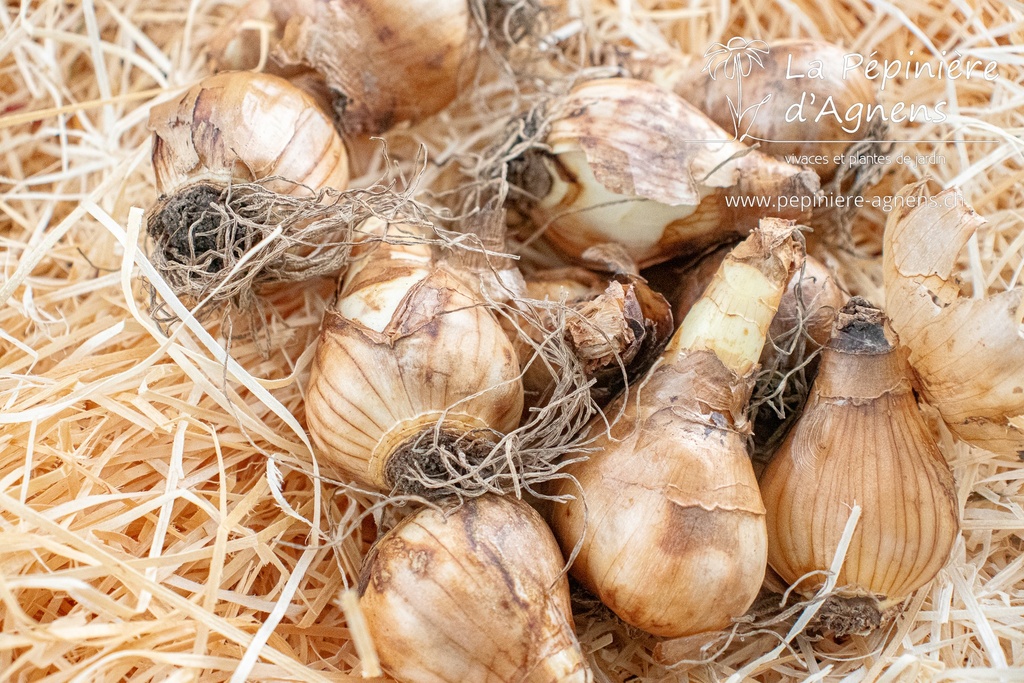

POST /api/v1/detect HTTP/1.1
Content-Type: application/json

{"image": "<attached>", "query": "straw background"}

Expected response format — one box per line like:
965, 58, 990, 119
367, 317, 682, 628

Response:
1, 0, 1022, 681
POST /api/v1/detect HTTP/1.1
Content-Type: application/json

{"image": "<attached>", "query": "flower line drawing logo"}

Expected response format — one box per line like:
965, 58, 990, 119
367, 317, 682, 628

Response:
702, 37, 773, 142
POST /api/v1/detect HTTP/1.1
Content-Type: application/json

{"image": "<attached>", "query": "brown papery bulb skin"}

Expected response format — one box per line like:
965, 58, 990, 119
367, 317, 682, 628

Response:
760, 300, 960, 632
206, 0, 313, 73
763, 254, 847, 367
515, 265, 673, 410
305, 225, 524, 495
548, 219, 802, 637
205, 0, 345, 121
514, 268, 636, 410
149, 71, 349, 198
517, 79, 819, 268
884, 184, 1024, 456
359, 495, 592, 683
275, 0, 475, 134
680, 40, 879, 182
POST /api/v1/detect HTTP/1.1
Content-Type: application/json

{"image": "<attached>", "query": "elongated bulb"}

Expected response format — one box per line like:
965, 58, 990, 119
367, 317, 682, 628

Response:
546, 218, 802, 637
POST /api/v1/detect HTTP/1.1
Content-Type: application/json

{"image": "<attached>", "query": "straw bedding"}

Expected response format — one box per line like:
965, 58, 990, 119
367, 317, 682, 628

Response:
1, 0, 1022, 680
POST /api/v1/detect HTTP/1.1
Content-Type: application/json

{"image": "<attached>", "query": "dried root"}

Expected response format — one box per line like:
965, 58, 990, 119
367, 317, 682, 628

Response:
145, 167, 433, 334
471, 0, 553, 50
809, 595, 886, 637
746, 276, 821, 462
653, 584, 895, 671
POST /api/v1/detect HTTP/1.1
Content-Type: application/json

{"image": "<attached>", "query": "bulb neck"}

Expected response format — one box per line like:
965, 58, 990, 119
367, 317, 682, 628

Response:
814, 298, 911, 402
829, 297, 893, 354
814, 346, 910, 402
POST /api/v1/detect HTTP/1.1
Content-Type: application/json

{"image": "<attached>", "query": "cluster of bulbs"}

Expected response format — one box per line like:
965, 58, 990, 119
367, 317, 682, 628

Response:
144, 2, 1022, 679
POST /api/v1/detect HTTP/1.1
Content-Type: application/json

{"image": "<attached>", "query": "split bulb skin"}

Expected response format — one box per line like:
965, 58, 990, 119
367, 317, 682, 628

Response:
513, 265, 674, 410
513, 270, 642, 411
305, 225, 524, 494
883, 184, 1024, 456
548, 220, 801, 637
359, 495, 592, 683
520, 78, 819, 269
759, 301, 960, 631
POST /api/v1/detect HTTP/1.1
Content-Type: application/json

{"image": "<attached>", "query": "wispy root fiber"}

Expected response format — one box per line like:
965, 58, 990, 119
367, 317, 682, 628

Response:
747, 247, 840, 462
811, 118, 894, 251
145, 165, 434, 334
652, 583, 896, 672
397, 301, 606, 502
472, 0, 553, 50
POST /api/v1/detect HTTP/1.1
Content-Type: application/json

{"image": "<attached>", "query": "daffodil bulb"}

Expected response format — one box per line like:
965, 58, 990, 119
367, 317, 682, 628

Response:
883, 184, 1024, 456
275, 0, 476, 134
510, 78, 819, 268
359, 495, 593, 683
305, 220, 525, 496
760, 299, 960, 635
547, 218, 803, 637
146, 70, 350, 311
150, 71, 348, 201
681, 39, 880, 183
